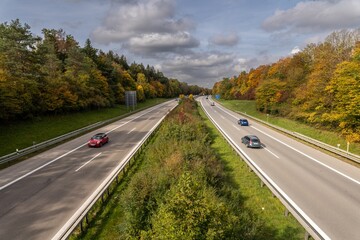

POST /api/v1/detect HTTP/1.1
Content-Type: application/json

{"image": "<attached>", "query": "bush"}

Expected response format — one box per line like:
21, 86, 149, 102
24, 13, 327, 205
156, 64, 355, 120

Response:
117, 99, 267, 239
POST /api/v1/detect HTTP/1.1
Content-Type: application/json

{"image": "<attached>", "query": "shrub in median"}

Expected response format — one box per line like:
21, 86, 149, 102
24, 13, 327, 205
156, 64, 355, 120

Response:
117, 99, 266, 239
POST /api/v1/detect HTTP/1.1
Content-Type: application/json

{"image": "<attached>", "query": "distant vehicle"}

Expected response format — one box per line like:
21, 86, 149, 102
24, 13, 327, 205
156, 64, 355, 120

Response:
238, 118, 249, 126
206, 96, 208, 99
211, 102, 215, 106
241, 135, 261, 148
88, 133, 109, 147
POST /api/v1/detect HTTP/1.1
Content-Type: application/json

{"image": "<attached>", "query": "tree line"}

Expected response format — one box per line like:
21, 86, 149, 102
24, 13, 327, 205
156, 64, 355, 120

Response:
213, 29, 360, 143
0, 19, 206, 121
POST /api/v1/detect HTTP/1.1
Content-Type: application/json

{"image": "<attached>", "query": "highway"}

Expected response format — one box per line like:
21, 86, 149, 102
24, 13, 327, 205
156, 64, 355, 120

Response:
0, 100, 177, 240
199, 96, 360, 240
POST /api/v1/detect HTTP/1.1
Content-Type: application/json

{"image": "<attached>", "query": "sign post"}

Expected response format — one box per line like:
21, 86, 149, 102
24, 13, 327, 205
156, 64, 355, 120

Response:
125, 91, 137, 111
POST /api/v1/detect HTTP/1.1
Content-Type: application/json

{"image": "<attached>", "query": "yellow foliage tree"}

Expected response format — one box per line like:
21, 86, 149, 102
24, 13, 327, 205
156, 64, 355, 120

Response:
136, 84, 145, 102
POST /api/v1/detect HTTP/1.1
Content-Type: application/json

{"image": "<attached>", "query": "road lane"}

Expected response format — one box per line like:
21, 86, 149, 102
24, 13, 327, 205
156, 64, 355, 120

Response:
0, 100, 177, 240
200, 96, 360, 240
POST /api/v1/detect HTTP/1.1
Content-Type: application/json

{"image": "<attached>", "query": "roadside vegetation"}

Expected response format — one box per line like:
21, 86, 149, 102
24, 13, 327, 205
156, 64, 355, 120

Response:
71, 98, 303, 240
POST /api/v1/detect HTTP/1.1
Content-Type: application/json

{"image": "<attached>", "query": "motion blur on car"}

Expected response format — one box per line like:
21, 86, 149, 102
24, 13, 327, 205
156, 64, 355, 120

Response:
241, 135, 261, 148
88, 133, 109, 147
238, 118, 249, 126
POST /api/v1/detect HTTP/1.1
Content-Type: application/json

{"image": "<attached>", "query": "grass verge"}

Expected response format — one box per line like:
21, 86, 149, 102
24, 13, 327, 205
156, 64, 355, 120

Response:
0, 98, 168, 157
198, 104, 304, 240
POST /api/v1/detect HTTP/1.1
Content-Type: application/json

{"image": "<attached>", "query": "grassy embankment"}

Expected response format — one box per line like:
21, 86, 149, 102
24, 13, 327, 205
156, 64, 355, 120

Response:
70, 99, 303, 240
217, 99, 360, 156
0, 98, 168, 157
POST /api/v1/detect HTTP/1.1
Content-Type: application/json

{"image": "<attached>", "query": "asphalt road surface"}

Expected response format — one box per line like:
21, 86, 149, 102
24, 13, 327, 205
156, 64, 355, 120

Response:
199, 96, 360, 240
0, 100, 177, 240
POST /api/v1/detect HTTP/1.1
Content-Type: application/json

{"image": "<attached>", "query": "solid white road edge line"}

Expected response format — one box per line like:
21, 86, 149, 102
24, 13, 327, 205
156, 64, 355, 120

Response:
216, 102, 360, 186
0, 103, 169, 191
51, 106, 172, 240
200, 99, 331, 240
0, 143, 87, 191
251, 125, 360, 186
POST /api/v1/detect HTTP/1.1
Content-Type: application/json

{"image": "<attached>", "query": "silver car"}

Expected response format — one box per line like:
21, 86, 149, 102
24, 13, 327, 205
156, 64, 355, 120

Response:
241, 135, 261, 148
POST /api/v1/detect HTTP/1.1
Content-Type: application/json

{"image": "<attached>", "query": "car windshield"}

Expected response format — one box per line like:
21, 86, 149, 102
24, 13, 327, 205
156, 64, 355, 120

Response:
92, 135, 102, 139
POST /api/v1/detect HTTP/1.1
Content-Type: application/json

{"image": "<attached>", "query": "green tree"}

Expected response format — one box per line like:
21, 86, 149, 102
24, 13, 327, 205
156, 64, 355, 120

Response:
212, 77, 235, 100
0, 19, 41, 119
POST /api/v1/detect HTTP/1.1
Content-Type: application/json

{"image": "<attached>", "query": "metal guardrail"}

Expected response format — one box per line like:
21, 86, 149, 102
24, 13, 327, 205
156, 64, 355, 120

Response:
292, 132, 360, 164
52, 103, 177, 240
0, 121, 104, 165
0, 106, 160, 165
235, 111, 360, 164
199, 100, 328, 240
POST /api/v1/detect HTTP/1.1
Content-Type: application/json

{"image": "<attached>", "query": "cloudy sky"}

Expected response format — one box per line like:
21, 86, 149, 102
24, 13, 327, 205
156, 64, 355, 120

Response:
1, 0, 360, 87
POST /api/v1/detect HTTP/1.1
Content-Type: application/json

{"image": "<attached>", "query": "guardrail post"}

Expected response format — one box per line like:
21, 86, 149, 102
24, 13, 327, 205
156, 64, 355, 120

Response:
304, 231, 310, 240
260, 180, 264, 188
284, 209, 289, 217
80, 220, 83, 233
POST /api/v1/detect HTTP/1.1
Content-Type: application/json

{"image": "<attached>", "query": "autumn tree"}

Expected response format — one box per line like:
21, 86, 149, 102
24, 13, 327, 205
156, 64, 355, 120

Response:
325, 42, 360, 142
255, 79, 287, 114
0, 19, 205, 121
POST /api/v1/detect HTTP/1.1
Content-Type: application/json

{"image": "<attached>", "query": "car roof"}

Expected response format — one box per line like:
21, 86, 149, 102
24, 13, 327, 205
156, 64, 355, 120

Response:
94, 133, 106, 136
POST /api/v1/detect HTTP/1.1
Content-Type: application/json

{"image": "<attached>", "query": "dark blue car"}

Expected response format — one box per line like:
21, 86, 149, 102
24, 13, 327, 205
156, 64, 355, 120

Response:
238, 118, 249, 126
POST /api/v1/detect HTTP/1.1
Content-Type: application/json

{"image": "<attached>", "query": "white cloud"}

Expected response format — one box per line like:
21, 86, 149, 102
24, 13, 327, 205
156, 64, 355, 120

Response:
262, 0, 360, 34
160, 52, 239, 85
290, 46, 301, 54
91, 0, 196, 46
126, 32, 199, 54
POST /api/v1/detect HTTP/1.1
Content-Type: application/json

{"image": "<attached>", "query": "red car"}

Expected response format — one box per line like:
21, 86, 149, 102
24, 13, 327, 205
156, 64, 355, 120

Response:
88, 133, 109, 147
